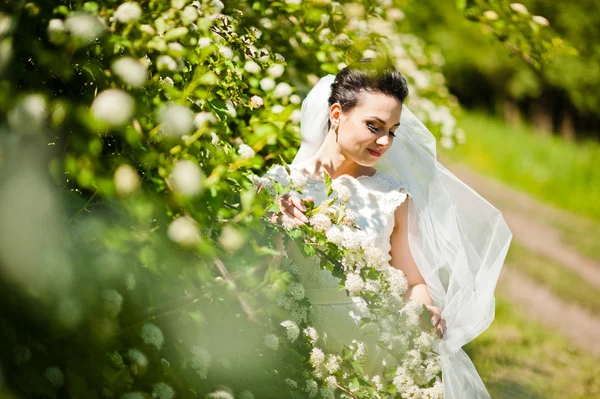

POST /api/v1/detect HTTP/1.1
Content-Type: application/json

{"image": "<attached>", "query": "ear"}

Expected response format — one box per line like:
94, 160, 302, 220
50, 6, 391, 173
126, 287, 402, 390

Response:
329, 102, 342, 127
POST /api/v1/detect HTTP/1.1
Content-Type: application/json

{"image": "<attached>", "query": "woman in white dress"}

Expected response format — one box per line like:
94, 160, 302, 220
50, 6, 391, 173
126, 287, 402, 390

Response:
265, 57, 512, 398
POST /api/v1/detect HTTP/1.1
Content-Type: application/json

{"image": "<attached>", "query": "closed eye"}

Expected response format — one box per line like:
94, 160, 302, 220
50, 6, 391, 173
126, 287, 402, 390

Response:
367, 122, 396, 138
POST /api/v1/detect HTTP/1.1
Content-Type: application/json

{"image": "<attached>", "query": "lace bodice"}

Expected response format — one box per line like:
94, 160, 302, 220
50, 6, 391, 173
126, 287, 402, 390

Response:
264, 164, 409, 291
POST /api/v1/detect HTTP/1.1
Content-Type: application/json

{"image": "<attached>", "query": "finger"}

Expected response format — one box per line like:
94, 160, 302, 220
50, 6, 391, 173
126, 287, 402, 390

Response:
289, 196, 307, 212
431, 315, 440, 327
303, 196, 315, 203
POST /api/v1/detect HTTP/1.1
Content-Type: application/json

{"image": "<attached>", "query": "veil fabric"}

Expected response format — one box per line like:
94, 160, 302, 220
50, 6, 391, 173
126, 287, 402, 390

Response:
291, 74, 512, 398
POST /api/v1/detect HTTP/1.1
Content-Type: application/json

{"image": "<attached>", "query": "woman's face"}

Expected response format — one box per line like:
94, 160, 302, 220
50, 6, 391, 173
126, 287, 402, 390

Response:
330, 89, 403, 167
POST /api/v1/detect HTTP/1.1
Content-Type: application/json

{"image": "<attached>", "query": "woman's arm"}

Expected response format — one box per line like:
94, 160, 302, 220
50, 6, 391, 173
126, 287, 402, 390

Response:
389, 194, 446, 338
389, 195, 432, 305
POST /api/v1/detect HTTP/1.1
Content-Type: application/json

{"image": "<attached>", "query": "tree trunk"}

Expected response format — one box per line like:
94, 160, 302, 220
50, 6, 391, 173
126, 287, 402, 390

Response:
530, 97, 553, 135
503, 99, 523, 128
559, 109, 575, 141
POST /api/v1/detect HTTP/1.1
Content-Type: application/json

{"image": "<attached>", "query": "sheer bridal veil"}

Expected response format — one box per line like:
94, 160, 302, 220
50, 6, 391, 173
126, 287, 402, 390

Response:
291, 74, 512, 398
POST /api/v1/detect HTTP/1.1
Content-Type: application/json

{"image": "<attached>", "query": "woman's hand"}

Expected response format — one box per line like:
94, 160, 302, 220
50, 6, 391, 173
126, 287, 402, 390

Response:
425, 304, 447, 339
269, 193, 314, 225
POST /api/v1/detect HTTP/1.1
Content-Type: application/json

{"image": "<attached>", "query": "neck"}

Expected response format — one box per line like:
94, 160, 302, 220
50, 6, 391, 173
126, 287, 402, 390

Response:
301, 130, 363, 179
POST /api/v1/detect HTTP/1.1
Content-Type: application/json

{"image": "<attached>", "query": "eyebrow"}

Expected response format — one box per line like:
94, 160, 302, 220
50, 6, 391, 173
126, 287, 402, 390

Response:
367, 116, 400, 127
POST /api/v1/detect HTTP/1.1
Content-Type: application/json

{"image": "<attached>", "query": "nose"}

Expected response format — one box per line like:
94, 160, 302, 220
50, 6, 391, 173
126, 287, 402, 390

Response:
376, 134, 390, 147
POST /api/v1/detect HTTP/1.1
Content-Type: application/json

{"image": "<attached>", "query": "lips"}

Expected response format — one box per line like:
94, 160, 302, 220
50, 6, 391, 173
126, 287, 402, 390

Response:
367, 148, 381, 157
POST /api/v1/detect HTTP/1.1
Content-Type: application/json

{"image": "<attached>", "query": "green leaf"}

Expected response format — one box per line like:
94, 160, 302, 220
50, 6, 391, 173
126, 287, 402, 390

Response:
323, 171, 333, 197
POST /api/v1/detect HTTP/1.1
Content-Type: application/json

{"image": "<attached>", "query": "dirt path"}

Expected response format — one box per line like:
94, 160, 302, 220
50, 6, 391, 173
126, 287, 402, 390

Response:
441, 159, 600, 355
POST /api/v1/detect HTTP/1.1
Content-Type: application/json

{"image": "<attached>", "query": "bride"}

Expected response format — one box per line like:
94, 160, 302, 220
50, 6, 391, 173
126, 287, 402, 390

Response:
261, 57, 512, 398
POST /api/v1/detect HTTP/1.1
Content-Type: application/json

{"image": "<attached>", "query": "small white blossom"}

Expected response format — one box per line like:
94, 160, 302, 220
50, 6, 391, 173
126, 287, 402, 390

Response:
140, 24, 155, 35
244, 60, 261, 74
181, 5, 198, 25
388, 8, 405, 21
114, 2, 142, 23
267, 64, 285, 78
324, 354, 341, 374
65, 13, 105, 45
325, 226, 344, 246
332, 181, 351, 202
193, 111, 217, 129
210, 132, 219, 145
510, 3, 528, 14
342, 229, 365, 251
225, 99, 237, 117
303, 326, 319, 345
198, 37, 212, 48
285, 379, 298, 388
167, 216, 201, 246
273, 82, 293, 98
159, 104, 193, 137
114, 164, 140, 196
289, 94, 301, 104
309, 348, 325, 367
344, 272, 365, 295
238, 143, 255, 159
157, 55, 178, 72
47, 19, 67, 45
271, 104, 284, 114
218, 225, 245, 252
259, 77, 276, 91
483, 10, 499, 21
280, 320, 300, 342
112, 57, 147, 87
324, 376, 337, 389
290, 109, 301, 124
91, 89, 134, 127
250, 95, 264, 108
289, 168, 308, 190
218, 45, 233, 59
532, 15, 549, 26
207, 390, 234, 399
309, 213, 332, 233
263, 333, 280, 350
168, 42, 184, 56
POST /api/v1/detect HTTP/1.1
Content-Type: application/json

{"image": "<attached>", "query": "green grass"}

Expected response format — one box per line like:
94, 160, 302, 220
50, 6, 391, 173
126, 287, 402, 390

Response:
465, 295, 600, 399
504, 242, 600, 316
440, 110, 600, 222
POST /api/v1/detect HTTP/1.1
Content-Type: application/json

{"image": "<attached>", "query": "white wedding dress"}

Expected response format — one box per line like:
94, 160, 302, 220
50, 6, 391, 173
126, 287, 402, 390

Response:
267, 164, 411, 378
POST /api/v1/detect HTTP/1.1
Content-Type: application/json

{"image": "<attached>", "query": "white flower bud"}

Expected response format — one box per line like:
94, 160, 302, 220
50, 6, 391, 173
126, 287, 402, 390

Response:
250, 95, 264, 108
159, 104, 193, 137
267, 64, 284, 78
171, 159, 203, 196
509, 3, 528, 14
114, 164, 140, 196
218, 46, 233, 59
244, 60, 261, 74
181, 5, 199, 25
259, 77, 276, 91
273, 82, 293, 98
237, 143, 255, 159
111, 57, 147, 87
91, 89, 134, 127
532, 15, 549, 26
47, 19, 67, 45
167, 216, 201, 246
65, 13, 105, 45
114, 2, 142, 23
157, 55, 178, 72
198, 37, 212, 48
483, 10, 499, 21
